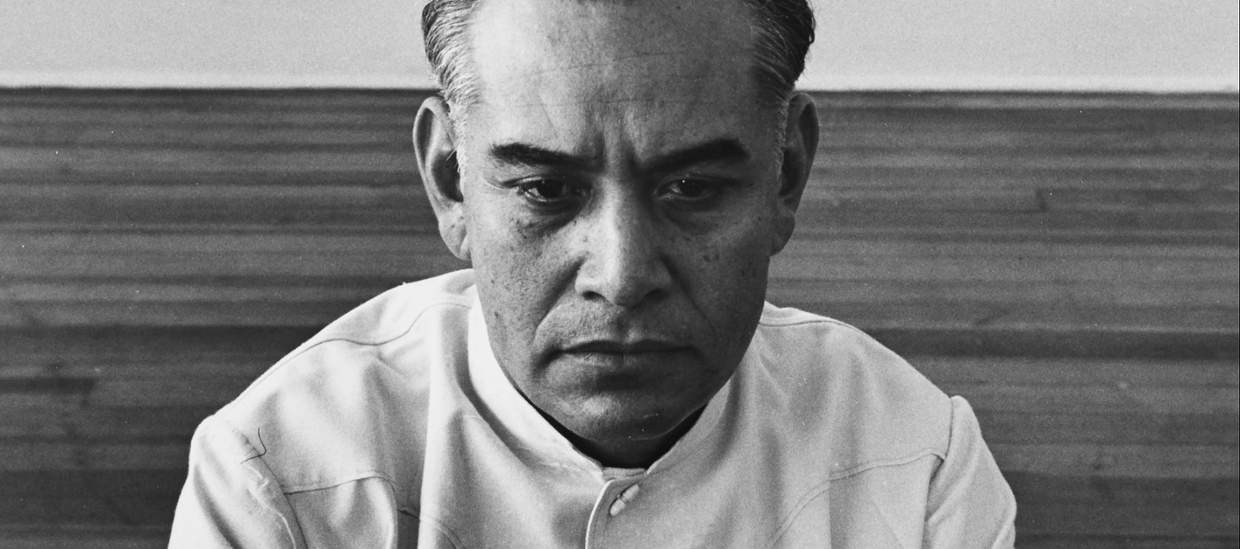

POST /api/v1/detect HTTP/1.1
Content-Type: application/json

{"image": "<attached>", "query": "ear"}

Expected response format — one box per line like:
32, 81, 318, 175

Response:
770, 93, 819, 256
413, 96, 471, 261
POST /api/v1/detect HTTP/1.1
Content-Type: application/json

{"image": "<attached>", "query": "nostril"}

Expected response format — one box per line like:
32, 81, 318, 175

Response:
573, 212, 672, 306
604, 279, 668, 308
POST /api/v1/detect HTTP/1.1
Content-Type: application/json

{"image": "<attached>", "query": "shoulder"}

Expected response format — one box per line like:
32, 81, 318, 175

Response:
746, 302, 954, 477
201, 270, 478, 502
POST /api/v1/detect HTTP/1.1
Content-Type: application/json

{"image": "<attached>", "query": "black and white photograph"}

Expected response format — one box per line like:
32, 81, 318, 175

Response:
1, 0, 1237, 546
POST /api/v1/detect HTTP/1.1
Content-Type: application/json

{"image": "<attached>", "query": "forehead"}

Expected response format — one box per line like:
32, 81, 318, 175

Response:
462, 0, 766, 159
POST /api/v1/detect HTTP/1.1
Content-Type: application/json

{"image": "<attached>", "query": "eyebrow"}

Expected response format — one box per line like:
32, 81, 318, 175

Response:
489, 143, 594, 171
487, 138, 751, 173
643, 138, 751, 173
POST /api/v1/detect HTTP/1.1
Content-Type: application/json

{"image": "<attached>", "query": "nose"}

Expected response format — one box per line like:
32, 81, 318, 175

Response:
574, 193, 672, 307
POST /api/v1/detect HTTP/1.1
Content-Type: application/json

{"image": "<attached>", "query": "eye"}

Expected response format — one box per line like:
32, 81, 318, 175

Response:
659, 178, 721, 202
517, 179, 582, 205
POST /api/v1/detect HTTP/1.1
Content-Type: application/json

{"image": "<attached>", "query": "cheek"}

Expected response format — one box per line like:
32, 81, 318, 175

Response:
467, 202, 568, 340
686, 223, 772, 324
706, 213, 772, 278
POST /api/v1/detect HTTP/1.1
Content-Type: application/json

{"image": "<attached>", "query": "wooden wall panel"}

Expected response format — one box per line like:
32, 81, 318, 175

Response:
1, 89, 1236, 547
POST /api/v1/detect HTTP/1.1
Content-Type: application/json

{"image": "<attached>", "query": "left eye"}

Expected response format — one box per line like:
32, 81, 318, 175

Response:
660, 178, 718, 201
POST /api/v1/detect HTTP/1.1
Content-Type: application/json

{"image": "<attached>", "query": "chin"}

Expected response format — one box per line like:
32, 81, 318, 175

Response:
568, 396, 697, 442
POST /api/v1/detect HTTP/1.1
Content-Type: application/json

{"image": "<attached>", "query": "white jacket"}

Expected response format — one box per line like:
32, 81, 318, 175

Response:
170, 269, 1016, 548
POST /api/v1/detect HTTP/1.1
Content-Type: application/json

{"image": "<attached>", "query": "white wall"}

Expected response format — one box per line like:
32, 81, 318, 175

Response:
0, 0, 427, 88
1, 0, 1236, 91
808, 0, 1240, 91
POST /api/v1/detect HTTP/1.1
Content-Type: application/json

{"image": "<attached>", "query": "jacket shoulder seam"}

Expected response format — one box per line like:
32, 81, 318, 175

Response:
232, 298, 470, 403
828, 449, 944, 481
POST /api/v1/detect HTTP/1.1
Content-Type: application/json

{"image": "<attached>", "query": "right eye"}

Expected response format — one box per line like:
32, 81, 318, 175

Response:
516, 179, 582, 205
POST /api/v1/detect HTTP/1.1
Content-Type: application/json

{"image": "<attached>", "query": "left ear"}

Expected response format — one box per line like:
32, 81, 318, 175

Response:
770, 93, 819, 255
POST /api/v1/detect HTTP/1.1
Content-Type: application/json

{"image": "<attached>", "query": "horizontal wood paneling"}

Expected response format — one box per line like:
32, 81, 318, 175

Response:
1, 89, 1235, 546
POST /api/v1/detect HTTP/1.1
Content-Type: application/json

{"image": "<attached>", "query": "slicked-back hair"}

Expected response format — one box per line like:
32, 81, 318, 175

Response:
421, 0, 815, 116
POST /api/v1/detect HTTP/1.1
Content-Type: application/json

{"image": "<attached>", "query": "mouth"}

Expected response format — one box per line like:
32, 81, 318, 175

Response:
551, 340, 697, 390
561, 339, 687, 355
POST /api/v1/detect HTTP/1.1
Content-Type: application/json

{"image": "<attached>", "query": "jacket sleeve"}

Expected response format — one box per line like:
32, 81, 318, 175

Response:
923, 397, 1017, 548
169, 415, 305, 548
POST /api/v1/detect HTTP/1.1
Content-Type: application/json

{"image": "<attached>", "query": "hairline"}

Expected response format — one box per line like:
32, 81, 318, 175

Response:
425, 0, 810, 160
430, 0, 806, 116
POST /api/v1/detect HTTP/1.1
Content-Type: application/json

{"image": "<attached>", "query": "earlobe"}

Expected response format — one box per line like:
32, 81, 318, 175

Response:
771, 93, 820, 256
413, 96, 471, 261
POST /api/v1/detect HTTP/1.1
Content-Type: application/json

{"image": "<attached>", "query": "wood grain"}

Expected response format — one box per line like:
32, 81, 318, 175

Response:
1, 89, 1235, 546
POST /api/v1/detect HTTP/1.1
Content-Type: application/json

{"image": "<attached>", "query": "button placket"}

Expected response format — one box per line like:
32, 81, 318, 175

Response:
585, 479, 637, 548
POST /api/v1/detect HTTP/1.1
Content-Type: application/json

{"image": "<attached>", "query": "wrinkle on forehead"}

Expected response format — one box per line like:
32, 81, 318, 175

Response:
471, 0, 753, 96
465, 0, 763, 164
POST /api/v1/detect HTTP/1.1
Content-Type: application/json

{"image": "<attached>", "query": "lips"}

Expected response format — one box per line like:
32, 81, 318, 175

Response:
562, 340, 686, 354
554, 340, 693, 376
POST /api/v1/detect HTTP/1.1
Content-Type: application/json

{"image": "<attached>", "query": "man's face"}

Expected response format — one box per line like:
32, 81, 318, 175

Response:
442, 0, 799, 461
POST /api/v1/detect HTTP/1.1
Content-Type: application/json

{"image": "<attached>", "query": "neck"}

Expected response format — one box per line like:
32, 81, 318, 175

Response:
539, 407, 705, 469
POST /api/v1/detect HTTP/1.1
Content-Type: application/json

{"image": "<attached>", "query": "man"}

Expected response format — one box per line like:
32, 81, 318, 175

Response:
170, 0, 1016, 546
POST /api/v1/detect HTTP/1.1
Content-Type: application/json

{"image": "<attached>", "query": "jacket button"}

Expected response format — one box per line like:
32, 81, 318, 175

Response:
608, 484, 641, 517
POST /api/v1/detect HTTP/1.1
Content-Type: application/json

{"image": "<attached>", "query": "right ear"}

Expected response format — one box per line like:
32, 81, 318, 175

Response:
413, 96, 470, 261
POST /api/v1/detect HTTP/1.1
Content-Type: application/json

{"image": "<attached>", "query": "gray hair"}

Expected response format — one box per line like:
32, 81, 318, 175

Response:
421, 0, 815, 115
